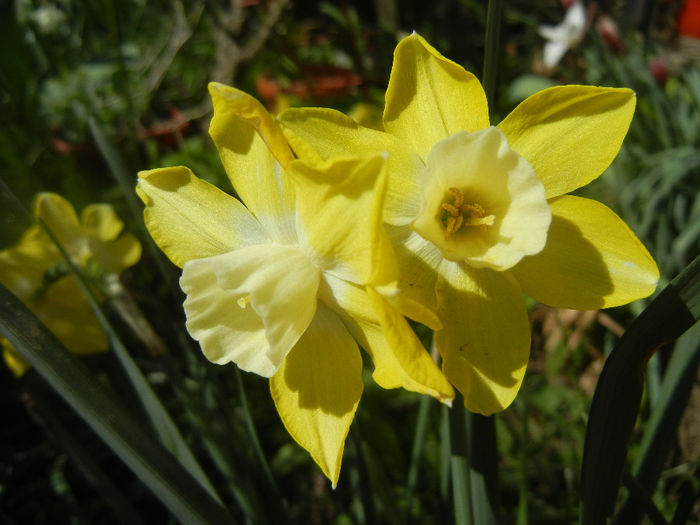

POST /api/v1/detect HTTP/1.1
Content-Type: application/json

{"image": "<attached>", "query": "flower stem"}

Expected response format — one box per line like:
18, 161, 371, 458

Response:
482, 0, 504, 110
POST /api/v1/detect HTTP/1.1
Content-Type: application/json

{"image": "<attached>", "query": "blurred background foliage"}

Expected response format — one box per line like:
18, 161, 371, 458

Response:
0, 0, 698, 523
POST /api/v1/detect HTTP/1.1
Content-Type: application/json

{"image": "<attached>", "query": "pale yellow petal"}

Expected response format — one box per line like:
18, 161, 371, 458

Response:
383, 33, 490, 160
136, 166, 268, 268
209, 82, 297, 244
270, 303, 363, 487
81, 204, 124, 241
289, 155, 395, 287
319, 274, 453, 401
498, 85, 635, 199
181, 243, 320, 377
512, 195, 659, 309
279, 107, 424, 225
412, 127, 551, 270
435, 261, 530, 415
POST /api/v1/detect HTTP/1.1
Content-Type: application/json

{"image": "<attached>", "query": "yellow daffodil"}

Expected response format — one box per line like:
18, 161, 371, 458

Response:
0, 193, 142, 376
277, 33, 659, 415
136, 84, 453, 486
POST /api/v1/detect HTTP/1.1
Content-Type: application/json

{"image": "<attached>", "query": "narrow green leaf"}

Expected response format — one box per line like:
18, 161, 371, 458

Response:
580, 256, 699, 524
616, 323, 700, 523
88, 116, 181, 300
0, 282, 235, 524
24, 381, 146, 525
37, 217, 222, 504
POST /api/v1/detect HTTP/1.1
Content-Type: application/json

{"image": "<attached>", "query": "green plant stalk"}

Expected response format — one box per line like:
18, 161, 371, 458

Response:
482, 0, 503, 110
580, 256, 699, 524
449, 394, 473, 525
88, 117, 181, 301
0, 282, 234, 524
516, 398, 529, 525
466, 412, 499, 524
405, 393, 432, 523
37, 217, 222, 504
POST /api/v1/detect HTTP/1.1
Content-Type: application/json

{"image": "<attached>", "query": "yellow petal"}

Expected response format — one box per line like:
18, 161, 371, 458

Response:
319, 274, 453, 401
0, 225, 60, 300
33, 193, 86, 260
81, 204, 124, 241
37, 275, 109, 354
209, 82, 297, 244
498, 86, 635, 199
180, 243, 320, 377
270, 303, 363, 487
383, 33, 489, 160
136, 166, 268, 268
90, 233, 142, 274
384, 225, 443, 330
512, 195, 659, 309
288, 155, 395, 287
2, 339, 31, 377
279, 107, 424, 225
435, 261, 530, 415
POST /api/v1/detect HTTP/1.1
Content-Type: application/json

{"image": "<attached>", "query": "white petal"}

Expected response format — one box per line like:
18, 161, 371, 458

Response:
181, 243, 321, 376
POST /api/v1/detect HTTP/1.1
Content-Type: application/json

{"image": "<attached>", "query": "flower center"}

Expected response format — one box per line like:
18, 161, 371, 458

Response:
440, 187, 495, 239
411, 127, 551, 270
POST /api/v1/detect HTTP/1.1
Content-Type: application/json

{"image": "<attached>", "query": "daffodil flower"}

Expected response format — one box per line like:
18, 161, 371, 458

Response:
136, 84, 453, 486
539, 0, 587, 68
277, 33, 659, 415
0, 193, 142, 376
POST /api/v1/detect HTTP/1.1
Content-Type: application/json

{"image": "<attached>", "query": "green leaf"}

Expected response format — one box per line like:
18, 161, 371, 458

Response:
580, 256, 699, 524
0, 282, 235, 524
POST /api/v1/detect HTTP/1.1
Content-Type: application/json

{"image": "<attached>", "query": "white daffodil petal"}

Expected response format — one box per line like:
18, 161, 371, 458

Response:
181, 243, 320, 377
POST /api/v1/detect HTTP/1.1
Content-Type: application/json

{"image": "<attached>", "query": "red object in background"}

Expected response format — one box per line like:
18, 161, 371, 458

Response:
649, 56, 669, 86
596, 14, 622, 53
678, 0, 700, 38
51, 107, 189, 154
256, 65, 362, 106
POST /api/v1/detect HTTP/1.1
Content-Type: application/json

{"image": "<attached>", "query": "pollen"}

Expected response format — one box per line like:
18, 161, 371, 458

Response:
441, 187, 494, 239
237, 295, 250, 309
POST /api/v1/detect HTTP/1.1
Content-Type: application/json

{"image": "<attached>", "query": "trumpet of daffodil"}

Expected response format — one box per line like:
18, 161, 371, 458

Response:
136, 84, 453, 486
0, 193, 142, 376
276, 33, 660, 415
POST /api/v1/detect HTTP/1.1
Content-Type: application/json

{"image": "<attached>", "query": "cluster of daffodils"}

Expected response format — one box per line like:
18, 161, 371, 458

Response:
0, 193, 141, 376
137, 34, 658, 485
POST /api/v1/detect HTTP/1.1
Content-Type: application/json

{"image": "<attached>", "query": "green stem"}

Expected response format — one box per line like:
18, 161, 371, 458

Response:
449, 394, 473, 525
405, 394, 433, 522
482, 0, 504, 110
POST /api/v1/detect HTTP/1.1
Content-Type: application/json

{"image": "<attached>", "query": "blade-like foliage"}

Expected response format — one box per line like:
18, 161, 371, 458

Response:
581, 256, 699, 524
0, 282, 235, 524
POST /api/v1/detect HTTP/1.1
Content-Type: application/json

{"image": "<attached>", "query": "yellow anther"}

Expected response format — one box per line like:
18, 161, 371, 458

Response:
448, 187, 464, 208
442, 202, 460, 215
237, 296, 250, 309
440, 188, 493, 239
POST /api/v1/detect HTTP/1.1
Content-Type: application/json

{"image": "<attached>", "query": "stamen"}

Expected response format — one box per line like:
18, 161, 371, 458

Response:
440, 188, 494, 239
